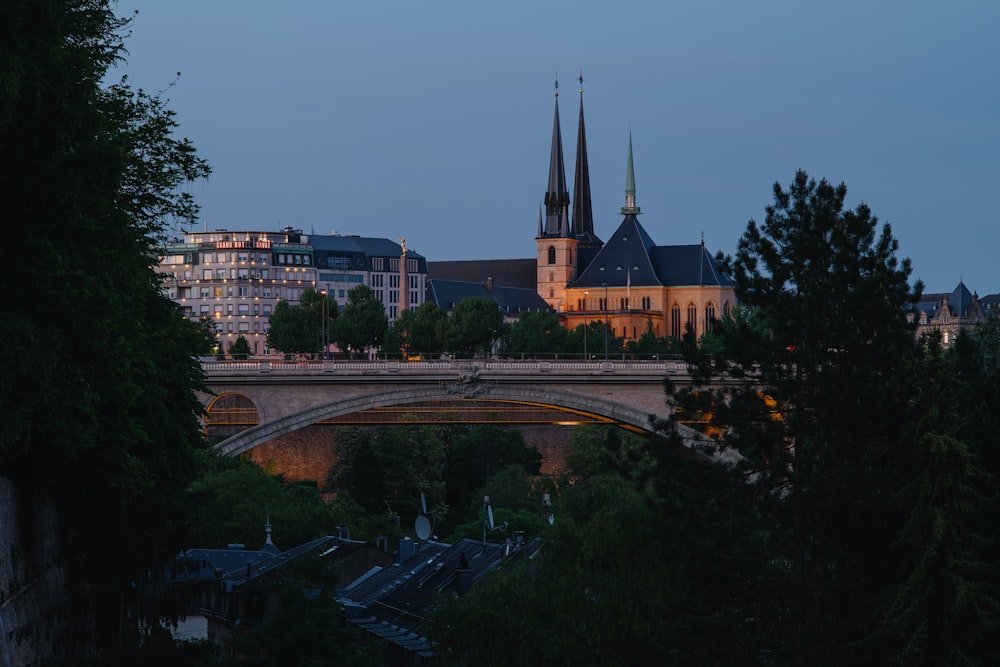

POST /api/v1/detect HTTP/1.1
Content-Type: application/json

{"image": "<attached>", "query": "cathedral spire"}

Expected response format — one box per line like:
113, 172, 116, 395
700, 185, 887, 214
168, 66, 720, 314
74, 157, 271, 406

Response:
621, 130, 641, 216
572, 71, 599, 244
542, 76, 570, 237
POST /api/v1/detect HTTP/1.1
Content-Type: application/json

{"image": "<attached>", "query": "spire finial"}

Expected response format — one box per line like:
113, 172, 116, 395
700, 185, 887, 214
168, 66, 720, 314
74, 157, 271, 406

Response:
578, 70, 584, 94
554, 73, 559, 97
621, 129, 641, 215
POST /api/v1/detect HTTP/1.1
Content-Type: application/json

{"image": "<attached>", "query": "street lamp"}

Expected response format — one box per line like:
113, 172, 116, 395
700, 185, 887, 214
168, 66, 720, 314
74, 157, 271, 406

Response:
602, 282, 609, 360
583, 290, 589, 360
320, 290, 327, 360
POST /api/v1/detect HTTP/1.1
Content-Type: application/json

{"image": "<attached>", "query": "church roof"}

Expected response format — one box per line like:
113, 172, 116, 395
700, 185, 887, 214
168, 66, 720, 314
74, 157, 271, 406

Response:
572, 76, 600, 245
571, 214, 660, 288
569, 214, 732, 289
540, 80, 570, 238
427, 279, 550, 314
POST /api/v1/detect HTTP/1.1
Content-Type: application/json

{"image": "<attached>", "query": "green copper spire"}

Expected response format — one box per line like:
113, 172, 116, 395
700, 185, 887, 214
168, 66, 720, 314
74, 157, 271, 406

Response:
621, 130, 640, 215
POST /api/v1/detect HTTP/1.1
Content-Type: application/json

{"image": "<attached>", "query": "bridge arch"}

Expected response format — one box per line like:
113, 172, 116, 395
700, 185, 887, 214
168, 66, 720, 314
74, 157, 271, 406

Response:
213, 384, 681, 458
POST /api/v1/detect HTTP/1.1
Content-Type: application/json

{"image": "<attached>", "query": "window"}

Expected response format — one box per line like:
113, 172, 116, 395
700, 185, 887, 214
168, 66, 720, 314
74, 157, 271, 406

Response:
227, 304, 233, 314
238, 304, 249, 315
200, 288, 210, 298
239, 287, 249, 297
723, 301, 731, 318
671, 304, 681, 339
238, 322, 249, 333
216, 269, 225, 279
547, 246, 556, 264
687, 303, 698, 336
263, 288, 271, 298
203, 269, 213, 280
705, 303, 716, 332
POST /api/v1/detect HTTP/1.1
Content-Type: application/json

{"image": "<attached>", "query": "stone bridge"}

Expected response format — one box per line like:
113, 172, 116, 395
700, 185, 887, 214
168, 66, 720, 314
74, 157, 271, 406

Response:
201, 359, 729, 459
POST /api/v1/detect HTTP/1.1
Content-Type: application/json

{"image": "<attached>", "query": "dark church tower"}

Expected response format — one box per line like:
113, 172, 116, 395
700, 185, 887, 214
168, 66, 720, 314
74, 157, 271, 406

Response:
572, 74, 601, 245
537, 78, 578, 311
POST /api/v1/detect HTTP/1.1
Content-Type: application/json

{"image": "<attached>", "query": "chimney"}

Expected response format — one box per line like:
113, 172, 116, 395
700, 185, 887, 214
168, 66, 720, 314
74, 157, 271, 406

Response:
485, 276, 494, 294
398, 536, 416, 564
455, 552, 473, 594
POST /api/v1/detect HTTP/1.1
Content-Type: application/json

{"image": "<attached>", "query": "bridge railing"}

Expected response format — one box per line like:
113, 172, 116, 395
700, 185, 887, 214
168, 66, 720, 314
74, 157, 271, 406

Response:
200, 359, 694, 376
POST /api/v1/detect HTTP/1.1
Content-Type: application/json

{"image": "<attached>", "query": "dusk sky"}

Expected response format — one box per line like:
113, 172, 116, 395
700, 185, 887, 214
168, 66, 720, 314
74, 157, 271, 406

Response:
114, 1, 998, 294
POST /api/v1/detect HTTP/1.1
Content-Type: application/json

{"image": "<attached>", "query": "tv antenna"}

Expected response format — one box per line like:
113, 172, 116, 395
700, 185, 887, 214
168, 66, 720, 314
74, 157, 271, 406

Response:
481, 495, 508, 545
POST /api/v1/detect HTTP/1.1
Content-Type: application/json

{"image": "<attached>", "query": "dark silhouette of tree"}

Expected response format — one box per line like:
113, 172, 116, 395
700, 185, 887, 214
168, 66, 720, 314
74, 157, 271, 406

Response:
330, 284, 387, 356
443, 297, 506, 357
0, 1, 213, 661
266, 288, 336, 356
228, 334, 252, 360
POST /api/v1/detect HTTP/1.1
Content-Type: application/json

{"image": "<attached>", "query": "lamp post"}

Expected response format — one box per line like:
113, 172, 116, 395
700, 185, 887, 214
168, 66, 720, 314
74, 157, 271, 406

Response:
602, 282, 609, 360
320, 290, 327, 360
583, 290, 589, 360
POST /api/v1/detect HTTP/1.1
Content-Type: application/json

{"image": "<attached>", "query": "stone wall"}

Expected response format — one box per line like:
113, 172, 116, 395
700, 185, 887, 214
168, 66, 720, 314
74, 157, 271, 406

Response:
247, 423, 577, 488
0, 478, 66, 666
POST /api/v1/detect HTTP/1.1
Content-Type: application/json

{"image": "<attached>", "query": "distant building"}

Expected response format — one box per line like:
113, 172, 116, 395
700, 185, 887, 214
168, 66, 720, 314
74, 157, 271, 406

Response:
913, 281, 991, 345
426, 78, 736, 342
156, 228, 427, 356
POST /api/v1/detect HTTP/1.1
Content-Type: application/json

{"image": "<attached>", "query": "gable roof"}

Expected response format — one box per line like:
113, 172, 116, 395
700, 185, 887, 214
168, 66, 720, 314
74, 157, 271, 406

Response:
570, 214, 660, 288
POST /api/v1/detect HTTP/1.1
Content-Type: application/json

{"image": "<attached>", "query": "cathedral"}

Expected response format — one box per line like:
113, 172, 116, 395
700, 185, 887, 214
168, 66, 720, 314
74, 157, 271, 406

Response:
536, 78, 736, 342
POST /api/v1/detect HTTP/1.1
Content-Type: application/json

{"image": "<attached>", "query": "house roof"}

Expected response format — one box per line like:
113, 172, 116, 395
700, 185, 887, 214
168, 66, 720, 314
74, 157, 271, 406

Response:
427, 279, 550, 314
427, 259, 536, 290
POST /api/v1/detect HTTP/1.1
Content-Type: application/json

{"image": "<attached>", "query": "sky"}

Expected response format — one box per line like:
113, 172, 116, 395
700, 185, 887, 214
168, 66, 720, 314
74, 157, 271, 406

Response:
112, 0, 999, 294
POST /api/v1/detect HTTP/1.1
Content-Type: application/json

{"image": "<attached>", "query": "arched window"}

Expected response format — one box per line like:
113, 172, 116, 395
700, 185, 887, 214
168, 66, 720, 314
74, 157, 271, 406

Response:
670, 303, 681, 339
723, 301, 731, 318
687, 302, 698, 336
549, 288, 554, 298
549, 272, 554, 283
705, 302, 716, 332
547, 246, 556, 264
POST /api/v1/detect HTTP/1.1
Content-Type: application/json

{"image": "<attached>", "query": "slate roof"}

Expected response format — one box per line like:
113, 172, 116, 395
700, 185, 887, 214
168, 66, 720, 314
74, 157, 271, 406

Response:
916, 281, 976, 318
569, 214, 733, 289
341, 538, 526, 660
310, 234, 427, 272
427, 259, 536, 290
427, 279, 550, 315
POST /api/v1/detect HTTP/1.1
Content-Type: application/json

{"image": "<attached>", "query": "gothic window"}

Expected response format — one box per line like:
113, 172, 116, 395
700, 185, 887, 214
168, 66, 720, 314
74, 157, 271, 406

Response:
670, 303, 681, 339
547, 246, 556, 264
687, 303, 698, 336
705, 302, 716, 332
549, 288, 554, 298
549, 272, 554, 283
723, 301, 731, 318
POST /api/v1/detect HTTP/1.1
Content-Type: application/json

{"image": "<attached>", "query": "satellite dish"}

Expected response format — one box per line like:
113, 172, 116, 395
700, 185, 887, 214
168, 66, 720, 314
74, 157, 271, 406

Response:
414, 515, 432, 541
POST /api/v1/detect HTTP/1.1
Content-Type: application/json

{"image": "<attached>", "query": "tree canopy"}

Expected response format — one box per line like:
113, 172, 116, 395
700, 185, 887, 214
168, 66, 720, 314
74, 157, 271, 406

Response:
0, 1, 213, 660
266, 287, 336, 356
330, 284, 388, 356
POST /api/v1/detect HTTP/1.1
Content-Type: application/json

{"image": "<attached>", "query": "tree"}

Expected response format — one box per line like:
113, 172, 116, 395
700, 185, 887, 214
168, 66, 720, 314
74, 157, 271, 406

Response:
443, 297, 506, 357
675, 170, 922, 665
326, 425, 448, 526
503, 309, 567, 356
873, 334, 995, 665
330, 284, 388, 356
0, 1, 212, 660
266, 288, 336, 356
385, 300, 447, 358
228, 334, 251, 360
186, 450, 339, 550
